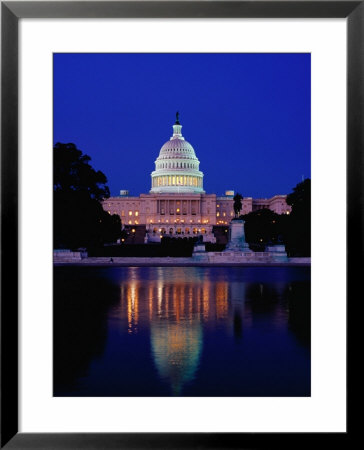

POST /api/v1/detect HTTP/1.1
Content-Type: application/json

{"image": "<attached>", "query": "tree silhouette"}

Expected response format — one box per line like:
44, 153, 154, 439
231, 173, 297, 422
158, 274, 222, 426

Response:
285, 178, 311, 256
54, 143, 110, 201
241, 179, 311, 256
54, 143, 121, 249
242, 208, 286, 248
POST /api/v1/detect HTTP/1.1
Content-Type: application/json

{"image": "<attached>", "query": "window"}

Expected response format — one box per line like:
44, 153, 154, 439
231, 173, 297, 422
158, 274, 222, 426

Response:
135, 211, 139, 217
128, 210, 132, 216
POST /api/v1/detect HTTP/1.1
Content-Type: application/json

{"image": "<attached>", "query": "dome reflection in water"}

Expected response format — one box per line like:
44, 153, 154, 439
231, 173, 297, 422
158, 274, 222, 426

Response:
151, 321, 202, 396
54, 266, 310, 397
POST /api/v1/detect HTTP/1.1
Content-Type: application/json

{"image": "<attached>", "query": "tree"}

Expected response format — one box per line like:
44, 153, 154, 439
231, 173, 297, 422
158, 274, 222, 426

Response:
286, 178, 311, 213
54, 142, 110, 200
242, 208, 286, 248
54, 143, 122, 249
233, 193, 243, 218
285, 178, 311, 256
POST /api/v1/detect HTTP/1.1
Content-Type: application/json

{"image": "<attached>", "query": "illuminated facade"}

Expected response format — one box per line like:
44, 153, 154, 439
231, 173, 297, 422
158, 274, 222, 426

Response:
102, 117, 291, 243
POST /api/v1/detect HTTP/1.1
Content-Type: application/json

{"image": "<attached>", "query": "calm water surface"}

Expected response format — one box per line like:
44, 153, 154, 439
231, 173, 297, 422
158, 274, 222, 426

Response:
54, 266, 310, 396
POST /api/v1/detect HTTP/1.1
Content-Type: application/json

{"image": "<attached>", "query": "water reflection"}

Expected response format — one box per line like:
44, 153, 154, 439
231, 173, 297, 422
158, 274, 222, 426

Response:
119, 268, 231, 325
115, 267, 309, 395
53, 269, 120, 394
118, 270, 230, 394
151, 320, 202, 395
54, 266, 311, 397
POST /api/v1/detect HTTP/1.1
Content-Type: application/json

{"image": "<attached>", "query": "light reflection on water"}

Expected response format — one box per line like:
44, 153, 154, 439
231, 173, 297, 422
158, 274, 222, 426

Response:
118, 268, 291, 394
54, 266, 310, 397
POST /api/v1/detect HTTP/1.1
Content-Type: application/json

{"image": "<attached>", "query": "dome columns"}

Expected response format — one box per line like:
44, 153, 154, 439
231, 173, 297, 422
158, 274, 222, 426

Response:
151, 173, 204, 192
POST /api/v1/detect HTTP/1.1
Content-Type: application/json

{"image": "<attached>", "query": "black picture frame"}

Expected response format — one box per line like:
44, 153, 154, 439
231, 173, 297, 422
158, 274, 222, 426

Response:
1, 1, 359, 448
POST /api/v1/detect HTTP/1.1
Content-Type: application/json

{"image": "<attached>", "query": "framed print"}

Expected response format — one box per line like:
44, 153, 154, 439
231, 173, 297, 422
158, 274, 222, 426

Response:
1, 1, 359, 448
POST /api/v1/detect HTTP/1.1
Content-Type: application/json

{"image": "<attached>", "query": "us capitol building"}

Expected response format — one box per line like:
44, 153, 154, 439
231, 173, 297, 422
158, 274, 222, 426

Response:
102, 114, 291, 244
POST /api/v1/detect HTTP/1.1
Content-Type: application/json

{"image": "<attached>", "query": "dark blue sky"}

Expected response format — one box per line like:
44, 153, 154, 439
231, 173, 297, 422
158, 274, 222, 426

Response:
54, 53, 310, 198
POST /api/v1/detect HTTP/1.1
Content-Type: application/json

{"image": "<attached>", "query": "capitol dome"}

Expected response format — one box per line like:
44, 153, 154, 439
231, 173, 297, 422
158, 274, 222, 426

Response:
150, 114, 204, 193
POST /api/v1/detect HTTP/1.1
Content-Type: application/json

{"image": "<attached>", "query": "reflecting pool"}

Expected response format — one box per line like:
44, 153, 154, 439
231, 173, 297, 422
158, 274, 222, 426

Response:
54, 266, 310, 396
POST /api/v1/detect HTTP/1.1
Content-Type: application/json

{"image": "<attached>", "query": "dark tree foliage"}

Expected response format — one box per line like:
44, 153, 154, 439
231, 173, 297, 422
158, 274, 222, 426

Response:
233, 193, 243, 218
54, 143, 122, 249
285, 178, 311, 256
242, 208, 286, 248
241, 179, 311, 256
54, 142, 110, 200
